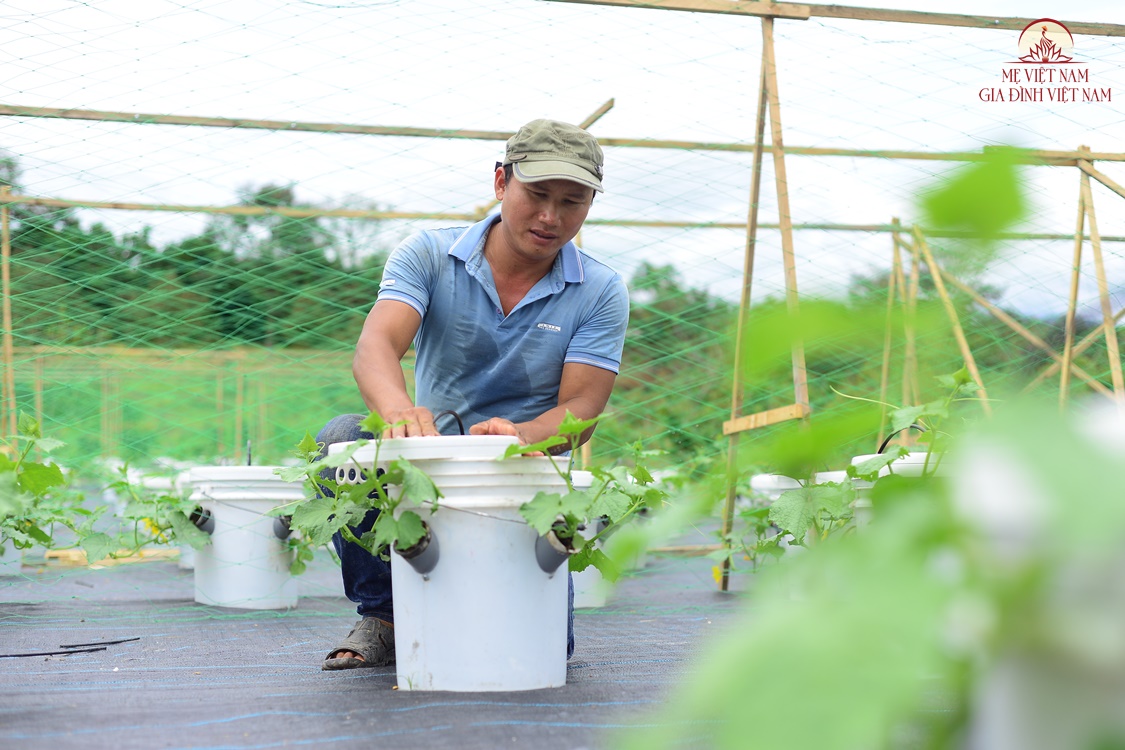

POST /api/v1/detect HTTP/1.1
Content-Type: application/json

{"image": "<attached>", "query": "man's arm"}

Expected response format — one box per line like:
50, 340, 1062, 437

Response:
469, 362, 617, 450
352, 299, 440, 438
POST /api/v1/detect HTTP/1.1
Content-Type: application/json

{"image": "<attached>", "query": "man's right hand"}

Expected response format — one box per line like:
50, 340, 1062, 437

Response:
383, 406, 441, 438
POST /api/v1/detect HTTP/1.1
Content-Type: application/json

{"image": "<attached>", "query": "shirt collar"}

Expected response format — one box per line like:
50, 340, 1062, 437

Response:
448, 214, 585, 284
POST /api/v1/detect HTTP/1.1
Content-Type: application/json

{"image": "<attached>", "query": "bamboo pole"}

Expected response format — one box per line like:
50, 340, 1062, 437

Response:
1078, 160, 1125, 201
1060, 166, 1086, 409
913, 227, 991, 417
2, 106, 1122, 166
544, 0, 1125, 37
876, 221, 902, 448
763, 17, 809, 411
938, 264, 1110, 397
720, 27, 771, 594
0, 186, 14, 439
2, 191, 1125, 240
1024, 306, 1125, 393
900, 236, 922, 408
216, 370, 226, 458
1079, 154, 1125, 404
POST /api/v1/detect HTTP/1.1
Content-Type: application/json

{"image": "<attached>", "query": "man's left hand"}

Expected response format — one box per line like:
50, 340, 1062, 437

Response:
468, 418, 544, 456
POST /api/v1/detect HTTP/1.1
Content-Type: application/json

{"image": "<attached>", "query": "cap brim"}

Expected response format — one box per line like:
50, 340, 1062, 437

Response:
512, 161, 603, 192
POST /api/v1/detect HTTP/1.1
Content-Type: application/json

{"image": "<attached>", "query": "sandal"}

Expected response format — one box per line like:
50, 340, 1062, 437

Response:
322, 617, 396, 671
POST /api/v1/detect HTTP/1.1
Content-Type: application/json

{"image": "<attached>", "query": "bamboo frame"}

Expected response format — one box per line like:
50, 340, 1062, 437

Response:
3, 106, 1124, 166
900, 235, 922, 409
719, 20, 772, 593
546, 0, 1125, 36
875, 221, 902, 448
1079, 152, 1125, 404
1061, 166, 1086, 408
913, 227, 991, 416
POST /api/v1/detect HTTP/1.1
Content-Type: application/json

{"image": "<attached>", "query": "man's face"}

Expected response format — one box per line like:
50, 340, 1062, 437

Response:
494, 169, 595, 264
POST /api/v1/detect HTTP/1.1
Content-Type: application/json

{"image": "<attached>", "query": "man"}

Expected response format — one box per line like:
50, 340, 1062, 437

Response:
319, 119, 630, 670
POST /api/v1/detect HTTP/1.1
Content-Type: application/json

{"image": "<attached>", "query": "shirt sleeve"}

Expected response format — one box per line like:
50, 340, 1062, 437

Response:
564, 274, 630, 374
376, 232, 440, 317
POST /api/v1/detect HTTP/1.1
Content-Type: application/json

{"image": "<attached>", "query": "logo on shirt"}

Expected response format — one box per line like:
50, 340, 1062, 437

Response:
536, 322, 562, 333
382, 279, 397, 287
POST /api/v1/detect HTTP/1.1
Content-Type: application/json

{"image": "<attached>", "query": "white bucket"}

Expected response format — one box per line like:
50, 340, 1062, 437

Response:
569, 470, 609, 608
186, 466, 304, 610
335, 435, 570, 691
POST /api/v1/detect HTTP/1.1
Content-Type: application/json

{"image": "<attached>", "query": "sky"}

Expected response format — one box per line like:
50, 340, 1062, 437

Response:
1, 0, 1124, 317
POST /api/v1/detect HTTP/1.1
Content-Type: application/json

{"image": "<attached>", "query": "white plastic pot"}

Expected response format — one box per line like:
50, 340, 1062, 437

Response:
334, 435, 570, 691
186, 466, 303, 610
568, 470, 609, 609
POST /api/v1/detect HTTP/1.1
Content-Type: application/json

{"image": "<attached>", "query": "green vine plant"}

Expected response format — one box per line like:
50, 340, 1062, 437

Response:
272, 412, 442, 576
502, 411, 668, 582
0, 413, 105, 561
719, 365, 985, 575
94, 467, 212, 564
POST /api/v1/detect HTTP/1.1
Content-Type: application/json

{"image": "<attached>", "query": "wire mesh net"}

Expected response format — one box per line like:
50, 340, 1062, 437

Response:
2, 0, 1124, 478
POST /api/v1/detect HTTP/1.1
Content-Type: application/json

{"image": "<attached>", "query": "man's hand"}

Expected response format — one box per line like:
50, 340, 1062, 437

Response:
385, 407, 441, 438
469, 418, 544, 455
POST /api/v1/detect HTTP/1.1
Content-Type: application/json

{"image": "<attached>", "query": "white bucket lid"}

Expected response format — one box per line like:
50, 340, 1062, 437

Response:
332, 435, 521, 464
749, 474, 801, 493
186, 466, 293, 483
850, 451, 944, 477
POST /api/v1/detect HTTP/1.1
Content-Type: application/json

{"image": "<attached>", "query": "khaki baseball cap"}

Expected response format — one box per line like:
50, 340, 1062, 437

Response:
502, 119, 604, 192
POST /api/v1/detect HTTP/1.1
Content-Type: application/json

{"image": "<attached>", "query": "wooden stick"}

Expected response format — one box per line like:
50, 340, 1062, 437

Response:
901, 236, 922, 407
762, 17, 810, 411
723, 403, 811, 435
0, 187, 13, 438
544, 0, 1125, 36
877, 221, 903, 447
913, 227, 992, 416
234, 365, 244, 462
1060, 165, 1086, 408
721, 32, 771, 594
939, 264, 1110, 397
1080, 158, 1125, 404
1078, 160, 1125, 201
1024, 306, 1125, 392
3, 106, 1120, 165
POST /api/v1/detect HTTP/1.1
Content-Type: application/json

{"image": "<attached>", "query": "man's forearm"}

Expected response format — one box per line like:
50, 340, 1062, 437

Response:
352, 341, 415, 417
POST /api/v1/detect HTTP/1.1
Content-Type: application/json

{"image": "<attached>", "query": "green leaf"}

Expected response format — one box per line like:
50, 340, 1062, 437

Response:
768, 484, 853, 539
17, 413, 41, 439
34, 437, 65, 453
292, 431, 322, 462
921, 146, 1027, 240
889, 405, 927, 434
571, 545, 621, 582
167, 510, 212, 550
79, 533, 117, 564
24, 524, 52, 546
501, 435, 567, 458
290, 495, 343, 547
0, 472, 31, 521
520, 492, 568, 535
17, 461, 66, 496
848, 448, 907, 481
358, 411, 390, 437
557, 411, 600, 438
589, 487, 631, 525
394, 511, 426, 550
393, 459, 442, 506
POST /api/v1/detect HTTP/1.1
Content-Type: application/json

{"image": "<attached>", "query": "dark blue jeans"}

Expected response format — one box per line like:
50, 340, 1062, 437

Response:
316, 414, 575, 658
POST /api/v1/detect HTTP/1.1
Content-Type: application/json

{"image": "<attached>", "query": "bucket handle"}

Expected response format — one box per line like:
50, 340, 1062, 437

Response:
877, 423, 927, 454
433, 409, 466, 436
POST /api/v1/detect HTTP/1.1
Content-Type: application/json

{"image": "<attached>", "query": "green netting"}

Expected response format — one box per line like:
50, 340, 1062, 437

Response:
0, 0, 1122, 480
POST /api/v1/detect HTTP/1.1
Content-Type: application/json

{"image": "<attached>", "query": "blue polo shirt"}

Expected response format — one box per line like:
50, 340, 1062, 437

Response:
376, 215, 630, 436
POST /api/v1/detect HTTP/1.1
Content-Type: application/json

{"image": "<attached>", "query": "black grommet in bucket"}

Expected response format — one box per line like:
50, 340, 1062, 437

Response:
394, 522, 439, 576
535, 530, 571, 575
189, 506, 215, 535
273, 515, 293, 540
